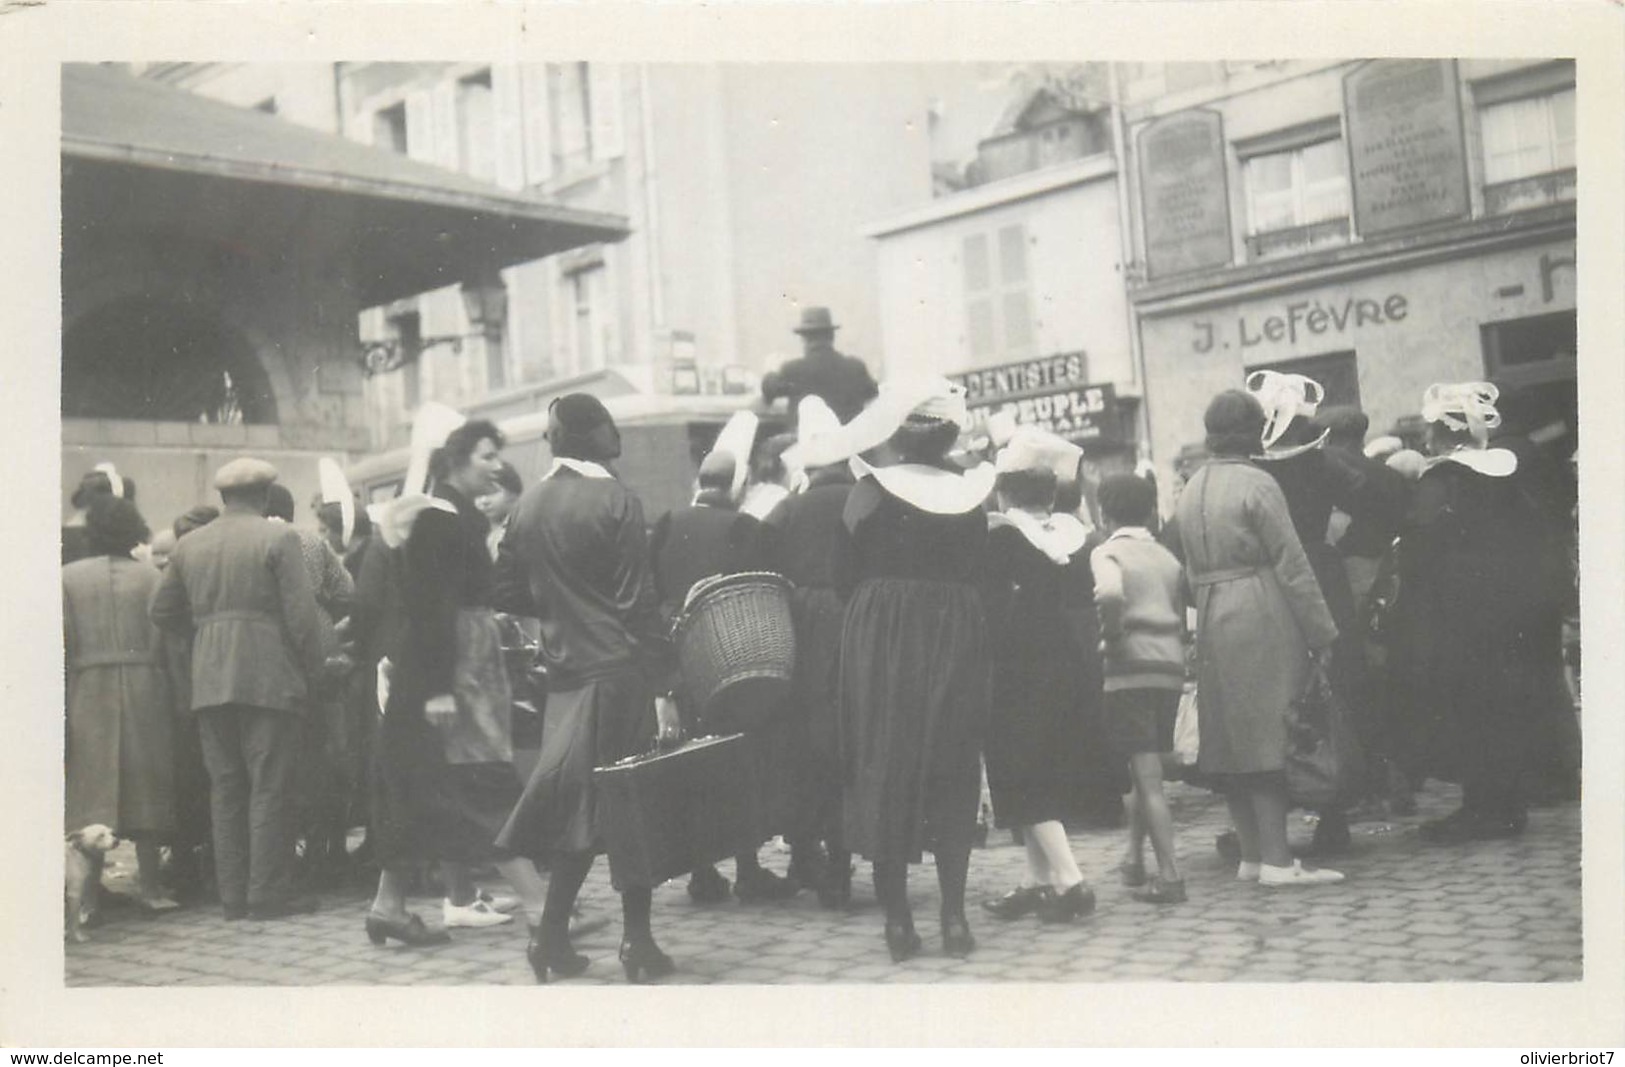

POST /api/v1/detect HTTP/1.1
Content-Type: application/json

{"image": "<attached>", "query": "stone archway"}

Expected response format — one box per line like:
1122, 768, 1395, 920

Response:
62, 296, 278, 424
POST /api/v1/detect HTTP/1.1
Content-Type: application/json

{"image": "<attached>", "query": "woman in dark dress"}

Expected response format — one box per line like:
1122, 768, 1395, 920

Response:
825, 376, 996, 962
1246, 370, 1384, 855
366, 415, 550, 972
1391, 383, 1560, 842
765, 396, 859, 907
978, 429, 1101, 924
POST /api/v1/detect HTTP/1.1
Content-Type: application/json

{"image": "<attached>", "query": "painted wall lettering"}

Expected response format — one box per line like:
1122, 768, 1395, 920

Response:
1188, 293, 1409, 354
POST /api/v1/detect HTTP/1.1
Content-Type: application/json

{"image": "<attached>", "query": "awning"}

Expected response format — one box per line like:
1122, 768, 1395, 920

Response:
61, 64, 629, 308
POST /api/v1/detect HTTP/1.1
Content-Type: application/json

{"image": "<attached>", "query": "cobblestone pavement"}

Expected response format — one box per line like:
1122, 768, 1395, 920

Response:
65, 780, 1581, 987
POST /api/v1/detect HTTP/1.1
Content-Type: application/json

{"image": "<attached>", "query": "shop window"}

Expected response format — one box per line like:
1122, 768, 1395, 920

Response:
373, 102, 408, 155
1252, 350, 1361, 412
963, 224, 1036, 363
1242, 133, 1351, 260
1480, 87, 1575, 214
1480, 310, 1577, 384
456, 68, 496, 182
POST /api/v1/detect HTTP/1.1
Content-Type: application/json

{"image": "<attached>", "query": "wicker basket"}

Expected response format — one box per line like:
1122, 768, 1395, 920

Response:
673, 571, 797, 730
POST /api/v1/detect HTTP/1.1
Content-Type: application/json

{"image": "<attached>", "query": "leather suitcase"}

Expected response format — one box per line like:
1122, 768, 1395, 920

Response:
593, 734, 765, 889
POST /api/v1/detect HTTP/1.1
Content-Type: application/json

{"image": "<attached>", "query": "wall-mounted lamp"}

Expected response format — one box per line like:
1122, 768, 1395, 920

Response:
358, 272, 509, 378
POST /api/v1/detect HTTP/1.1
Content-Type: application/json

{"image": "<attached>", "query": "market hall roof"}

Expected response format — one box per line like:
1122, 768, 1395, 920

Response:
61, 64, 629, 308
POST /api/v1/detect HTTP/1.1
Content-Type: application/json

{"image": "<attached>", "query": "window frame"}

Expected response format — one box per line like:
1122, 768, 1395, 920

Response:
1478, 86, 1575, 186
1237, 119, 1351, 239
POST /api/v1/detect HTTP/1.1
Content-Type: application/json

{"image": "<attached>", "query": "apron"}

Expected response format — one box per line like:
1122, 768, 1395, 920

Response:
438, 607, 514, 765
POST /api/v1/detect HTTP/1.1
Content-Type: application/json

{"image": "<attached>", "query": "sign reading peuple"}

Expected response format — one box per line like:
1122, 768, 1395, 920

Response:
1189, 293, 1409, 354
950, 353, 1123, 445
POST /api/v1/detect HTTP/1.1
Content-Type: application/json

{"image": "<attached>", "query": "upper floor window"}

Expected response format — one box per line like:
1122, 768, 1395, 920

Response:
1482, 88, 1574, 184
1480, 88, 1575, 215
373, 102, 408, 155
1474, 63, 1575, 216
562, 262, 610, 376
550, 63, 593, 176
1246, 138, 1348, 234
963, 223, 1035, 363
456, 68, 496, 182
1241, 127, 1350, 260
387, 310, 423, 412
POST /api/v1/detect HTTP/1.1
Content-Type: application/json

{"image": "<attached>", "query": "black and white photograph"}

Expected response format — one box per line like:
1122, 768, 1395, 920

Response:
3, 0, 1623, 1052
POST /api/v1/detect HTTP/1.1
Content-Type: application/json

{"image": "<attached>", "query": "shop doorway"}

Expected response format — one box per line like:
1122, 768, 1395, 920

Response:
1481, 310, 1577, 387
1482, 310, 1577, 459
1251, 350, 1361, 410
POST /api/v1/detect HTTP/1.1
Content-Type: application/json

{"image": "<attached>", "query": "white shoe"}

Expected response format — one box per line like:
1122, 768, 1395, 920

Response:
1258, 860, 1345, 887
1237, 861, 1262, 882
442, 897, 515, 928
475, 889, 520, 914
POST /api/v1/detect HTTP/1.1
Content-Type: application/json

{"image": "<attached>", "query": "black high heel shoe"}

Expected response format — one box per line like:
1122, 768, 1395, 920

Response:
619, 937, 676, 984
527, 924, 590, 983
365, 912, 450, 947
883, 917, 922, 963
940, 913, 975, 958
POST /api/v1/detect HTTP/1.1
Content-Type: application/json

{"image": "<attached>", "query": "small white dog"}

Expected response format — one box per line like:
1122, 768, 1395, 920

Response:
65, 824, 119, 942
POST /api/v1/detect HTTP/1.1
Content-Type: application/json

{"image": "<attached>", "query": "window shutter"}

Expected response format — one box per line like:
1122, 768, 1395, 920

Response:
492, 64, 527, 191
432, 81, 460, 171
589, 63, 625, 161
521, 64, 554, 185
406, 90, 435, 163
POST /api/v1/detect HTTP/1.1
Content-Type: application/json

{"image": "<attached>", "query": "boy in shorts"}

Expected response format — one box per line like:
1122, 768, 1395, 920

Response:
1092, 473, 1188, 904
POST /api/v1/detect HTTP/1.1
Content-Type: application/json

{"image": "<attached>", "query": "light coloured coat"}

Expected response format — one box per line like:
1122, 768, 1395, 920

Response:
63, 556, 174, 833
1175, 457, 1338, 774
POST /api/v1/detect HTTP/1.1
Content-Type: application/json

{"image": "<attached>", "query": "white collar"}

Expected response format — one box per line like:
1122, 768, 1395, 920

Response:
546, 457, 614, 481
850, 455, 996, 515
1429, 447, 1518, 478
375, 493, 459, 549
998, 508, 1089, 565
1106, 525, 1154, 543
741, 483, 789, 519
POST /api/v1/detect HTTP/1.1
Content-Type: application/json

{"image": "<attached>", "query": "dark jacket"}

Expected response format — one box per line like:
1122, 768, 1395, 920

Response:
649, 503, 767, 622
495, 467, 672, 691
761, 344, 879, 423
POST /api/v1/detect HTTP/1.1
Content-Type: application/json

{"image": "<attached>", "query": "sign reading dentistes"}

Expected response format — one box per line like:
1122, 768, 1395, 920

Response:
950, 353, 1123, 446
1344, 59, 1471, 237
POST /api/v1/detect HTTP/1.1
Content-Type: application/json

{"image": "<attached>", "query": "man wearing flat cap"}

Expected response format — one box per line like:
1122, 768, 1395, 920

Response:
761, 307, 879, 424
151, 457, 328, 921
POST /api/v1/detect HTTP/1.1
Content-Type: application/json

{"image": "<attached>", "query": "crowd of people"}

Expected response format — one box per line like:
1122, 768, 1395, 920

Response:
62, 349, 1579, 982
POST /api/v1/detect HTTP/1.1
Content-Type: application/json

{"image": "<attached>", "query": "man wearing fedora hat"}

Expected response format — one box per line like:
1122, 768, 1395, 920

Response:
761, 306, 879, 424
151, 457, 329, 920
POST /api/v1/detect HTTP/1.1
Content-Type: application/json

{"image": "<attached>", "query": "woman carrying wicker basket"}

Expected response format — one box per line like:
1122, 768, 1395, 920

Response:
808, 375, 997, 963
650, 431, 798, 905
